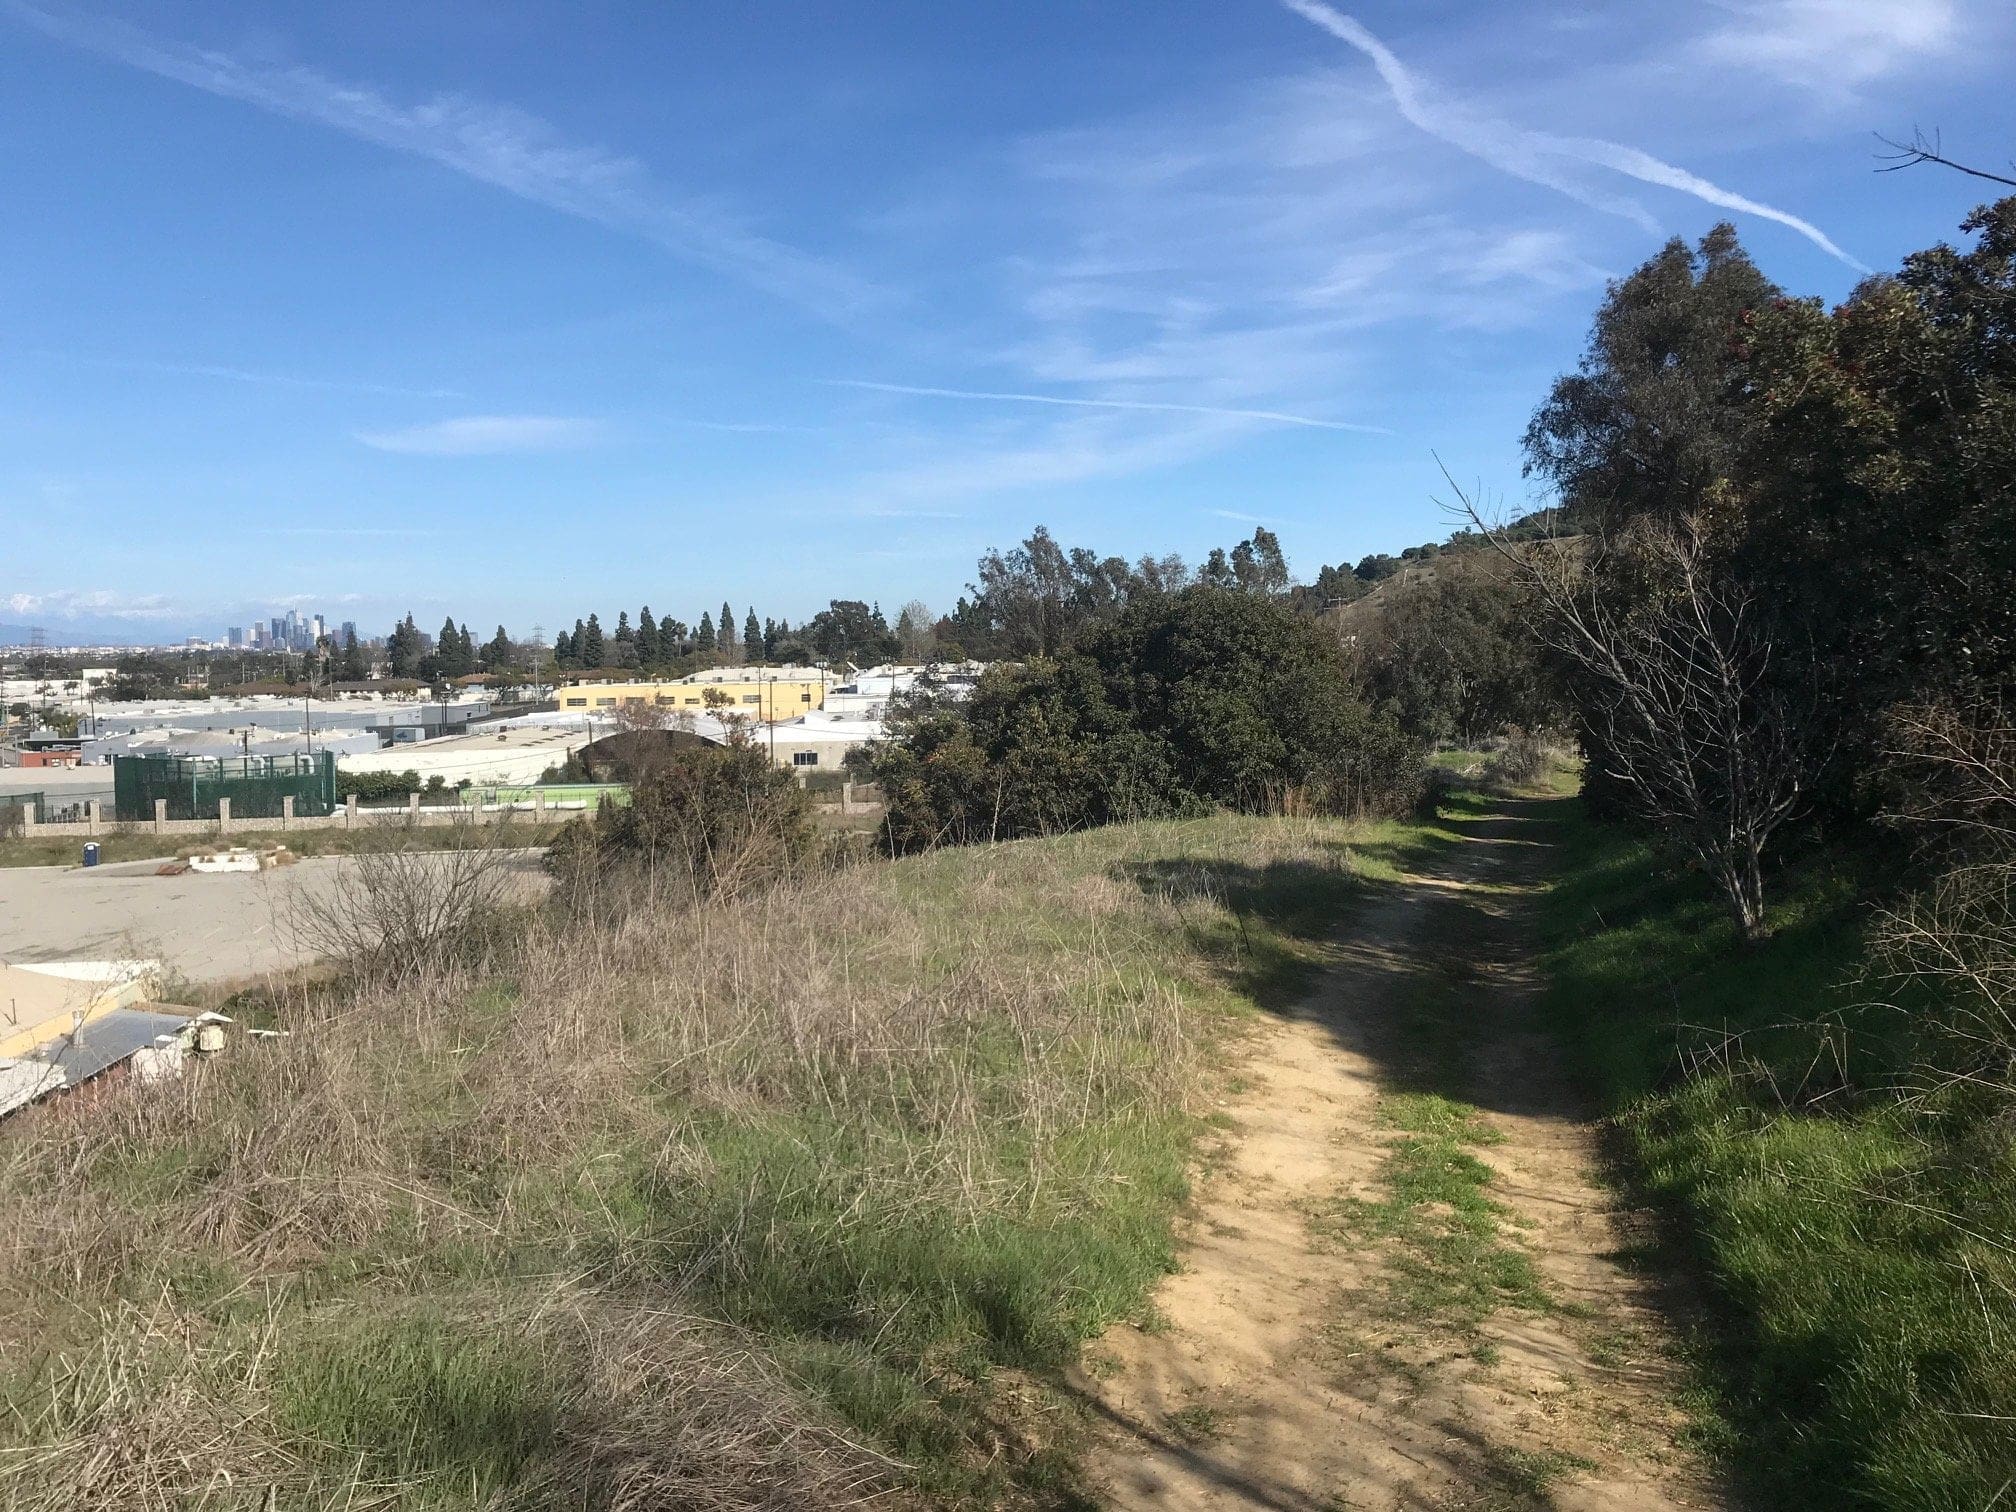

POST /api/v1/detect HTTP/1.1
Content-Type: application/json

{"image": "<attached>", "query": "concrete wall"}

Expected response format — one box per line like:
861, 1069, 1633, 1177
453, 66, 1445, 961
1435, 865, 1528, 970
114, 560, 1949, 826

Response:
10, 792, 571, 842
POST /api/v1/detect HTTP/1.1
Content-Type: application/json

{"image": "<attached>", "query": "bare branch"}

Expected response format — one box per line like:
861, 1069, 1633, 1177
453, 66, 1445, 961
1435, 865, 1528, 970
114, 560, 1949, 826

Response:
1875, 128, 2016, 189
1443, 471, 1825, 941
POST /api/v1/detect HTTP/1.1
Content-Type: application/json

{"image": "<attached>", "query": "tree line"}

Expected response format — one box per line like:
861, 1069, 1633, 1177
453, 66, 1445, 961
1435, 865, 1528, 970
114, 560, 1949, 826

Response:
1468, 198, 2014, 942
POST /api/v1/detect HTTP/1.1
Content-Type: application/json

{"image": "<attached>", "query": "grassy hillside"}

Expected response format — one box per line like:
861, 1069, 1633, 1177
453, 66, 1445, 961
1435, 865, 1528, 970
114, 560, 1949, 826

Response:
1539, 803, 2016, 1509
0, 809, 1454, 1509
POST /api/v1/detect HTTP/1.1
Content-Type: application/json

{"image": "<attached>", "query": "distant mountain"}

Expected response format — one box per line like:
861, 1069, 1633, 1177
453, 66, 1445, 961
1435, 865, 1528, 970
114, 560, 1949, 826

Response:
0, 620, 203, 649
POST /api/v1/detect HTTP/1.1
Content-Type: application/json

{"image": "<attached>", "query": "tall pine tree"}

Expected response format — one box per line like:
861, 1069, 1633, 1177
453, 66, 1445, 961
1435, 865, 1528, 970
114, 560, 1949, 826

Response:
580, 613, 606, 667
696, 611, 716, 652
637, 606, 660, 665
340, 625, 368, 682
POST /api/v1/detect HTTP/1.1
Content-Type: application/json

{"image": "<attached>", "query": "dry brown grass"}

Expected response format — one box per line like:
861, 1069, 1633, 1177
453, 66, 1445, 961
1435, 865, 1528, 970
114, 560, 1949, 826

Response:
0, 811, 1406, 1508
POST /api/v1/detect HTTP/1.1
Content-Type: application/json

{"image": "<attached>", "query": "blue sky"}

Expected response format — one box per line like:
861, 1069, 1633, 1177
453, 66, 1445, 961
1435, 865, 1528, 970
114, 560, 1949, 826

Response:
3, 0, 2010, 644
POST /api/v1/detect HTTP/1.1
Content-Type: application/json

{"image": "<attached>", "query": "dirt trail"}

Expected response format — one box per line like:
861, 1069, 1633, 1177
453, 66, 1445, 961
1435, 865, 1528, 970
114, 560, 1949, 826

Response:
1072, 796, 1719, 1511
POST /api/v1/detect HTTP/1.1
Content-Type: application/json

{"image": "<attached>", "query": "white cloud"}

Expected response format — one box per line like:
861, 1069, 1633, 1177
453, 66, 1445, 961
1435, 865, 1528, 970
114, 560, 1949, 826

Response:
856, 410, 1259, 504
5, 2, 875, 317
259, 527, 448, 538
354, 415, 603, 455
38, 351, 461, 399
1698, 0, 1958, 94
4, 590, 181, 621
1280, 0, 1869, 271
826, 379, 1387, 434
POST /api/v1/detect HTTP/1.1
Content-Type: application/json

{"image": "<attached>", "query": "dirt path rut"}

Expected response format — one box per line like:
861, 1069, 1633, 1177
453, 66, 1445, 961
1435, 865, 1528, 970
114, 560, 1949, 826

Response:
1072, 797, 1720, 1511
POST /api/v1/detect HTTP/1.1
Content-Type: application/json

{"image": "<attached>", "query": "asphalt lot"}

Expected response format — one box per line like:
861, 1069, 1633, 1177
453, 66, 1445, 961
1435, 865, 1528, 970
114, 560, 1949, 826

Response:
0, 852, 549, 986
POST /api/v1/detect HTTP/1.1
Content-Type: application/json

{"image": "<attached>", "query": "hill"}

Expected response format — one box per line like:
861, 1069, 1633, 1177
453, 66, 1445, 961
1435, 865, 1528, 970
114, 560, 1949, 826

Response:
0, 809, 1441, 1506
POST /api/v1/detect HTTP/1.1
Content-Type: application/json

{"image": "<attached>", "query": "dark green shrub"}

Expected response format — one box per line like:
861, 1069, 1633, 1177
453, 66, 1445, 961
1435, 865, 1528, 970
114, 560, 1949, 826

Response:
552, 739, 811, 899
859, 588, 1424, 851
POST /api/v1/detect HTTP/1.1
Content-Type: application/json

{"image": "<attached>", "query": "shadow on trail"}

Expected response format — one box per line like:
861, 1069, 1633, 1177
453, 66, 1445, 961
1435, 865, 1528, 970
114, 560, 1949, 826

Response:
1092, 791, 1733, 1512
1114, 794, 1579, 1122
1056, 1377, 1531, 1512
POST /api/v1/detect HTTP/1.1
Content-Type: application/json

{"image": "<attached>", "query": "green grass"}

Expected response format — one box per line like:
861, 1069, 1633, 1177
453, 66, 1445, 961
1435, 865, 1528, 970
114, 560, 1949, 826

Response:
1539, 799, 2016, 1509
1313, 1089, 1552, 1336
0, 807, 1461, 1507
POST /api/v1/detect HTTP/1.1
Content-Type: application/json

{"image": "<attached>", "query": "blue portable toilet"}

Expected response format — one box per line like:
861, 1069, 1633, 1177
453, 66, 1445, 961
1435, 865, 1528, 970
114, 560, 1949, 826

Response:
82, 842, 100, 867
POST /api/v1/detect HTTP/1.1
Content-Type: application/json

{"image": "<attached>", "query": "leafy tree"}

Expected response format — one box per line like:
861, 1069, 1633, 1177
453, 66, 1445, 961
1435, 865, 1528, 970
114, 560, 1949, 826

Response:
1229, 527, 1290, 595
1345, 552, 1564, 745
1726, 196, 2016, 815
424, 617, 471, 680
480, 626, 512, 672
1524, 223, 1777, 533
386, 614, 424, 678
1198, 547, 1234, 589
807, 599, 898, 666
1134, 553, 1190, 595
659, 614, 683, 652
339, 626, 368, 682
862, 589, 1421, 850
1355, 553, 1400, 583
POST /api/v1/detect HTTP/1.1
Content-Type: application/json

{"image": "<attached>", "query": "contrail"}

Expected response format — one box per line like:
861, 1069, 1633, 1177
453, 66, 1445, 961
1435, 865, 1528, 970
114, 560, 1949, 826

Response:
3, 0, 876, 316
826, 379, 1390, 434
1280, 0, 1868, 272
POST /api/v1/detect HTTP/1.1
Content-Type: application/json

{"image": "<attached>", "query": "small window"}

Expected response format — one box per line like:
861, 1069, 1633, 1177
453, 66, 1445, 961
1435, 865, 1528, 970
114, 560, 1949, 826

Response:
622, 696, 643, 706
595, 697, 615, 707
741, 693, 760, 704
792, 751, 819, 767
800, 692, 812, 703
684, 697, 700, 705
655, 695, 673, 705
564, 697, 587, 708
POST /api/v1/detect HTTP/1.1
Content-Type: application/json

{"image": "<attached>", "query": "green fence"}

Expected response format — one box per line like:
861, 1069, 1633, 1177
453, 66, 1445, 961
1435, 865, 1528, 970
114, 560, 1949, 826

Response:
113, 753, 338, 822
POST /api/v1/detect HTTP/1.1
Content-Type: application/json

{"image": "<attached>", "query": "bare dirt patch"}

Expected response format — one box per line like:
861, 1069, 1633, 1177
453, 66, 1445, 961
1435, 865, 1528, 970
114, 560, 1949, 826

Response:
1071, 797, 1722, 1511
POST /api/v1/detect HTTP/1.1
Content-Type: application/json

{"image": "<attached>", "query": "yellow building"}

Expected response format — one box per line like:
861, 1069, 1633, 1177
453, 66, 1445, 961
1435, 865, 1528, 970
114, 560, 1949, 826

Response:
558, 669, 830, 723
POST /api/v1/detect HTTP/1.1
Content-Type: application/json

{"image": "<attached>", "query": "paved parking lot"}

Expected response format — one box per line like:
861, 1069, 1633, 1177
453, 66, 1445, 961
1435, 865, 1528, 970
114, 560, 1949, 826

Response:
0, 852, 548, 986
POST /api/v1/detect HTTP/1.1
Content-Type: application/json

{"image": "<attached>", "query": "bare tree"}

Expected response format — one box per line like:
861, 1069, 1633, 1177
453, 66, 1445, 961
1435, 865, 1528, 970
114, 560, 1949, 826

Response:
1449, 473, 1821, 942
285, 813, 534, 980
895, 599, 935, 662
611, 697, 672, 737
1870, 705, 2016, 1094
